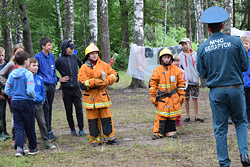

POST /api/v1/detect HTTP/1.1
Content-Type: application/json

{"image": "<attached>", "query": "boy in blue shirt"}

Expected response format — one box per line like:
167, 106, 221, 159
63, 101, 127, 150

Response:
29, 58, 56, 149
34, 38, 57, 141
4, 51, 38, 157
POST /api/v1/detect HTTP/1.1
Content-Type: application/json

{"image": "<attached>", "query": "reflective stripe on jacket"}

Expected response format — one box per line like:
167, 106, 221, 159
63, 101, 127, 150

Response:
78, 57, 118, 109
150, 64, 185, 118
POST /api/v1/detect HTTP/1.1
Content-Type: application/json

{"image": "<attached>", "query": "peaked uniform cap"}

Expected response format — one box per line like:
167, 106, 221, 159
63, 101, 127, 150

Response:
200, 6, 229, 23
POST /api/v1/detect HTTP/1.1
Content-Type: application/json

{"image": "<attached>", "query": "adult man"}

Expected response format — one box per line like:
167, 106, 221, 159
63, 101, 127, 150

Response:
197, 6, 250, 167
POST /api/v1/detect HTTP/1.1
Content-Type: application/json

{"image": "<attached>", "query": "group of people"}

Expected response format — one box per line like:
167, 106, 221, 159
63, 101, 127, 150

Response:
0, 37, 120, 156
0, 5, 250, 167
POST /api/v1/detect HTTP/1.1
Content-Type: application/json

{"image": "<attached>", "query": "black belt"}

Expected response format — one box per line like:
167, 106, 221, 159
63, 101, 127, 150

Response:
211, 84, 242, 89
156, 88, 177, 101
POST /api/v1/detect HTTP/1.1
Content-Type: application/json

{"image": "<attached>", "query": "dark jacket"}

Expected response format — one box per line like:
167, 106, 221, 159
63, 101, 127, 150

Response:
55, 40, 83, 89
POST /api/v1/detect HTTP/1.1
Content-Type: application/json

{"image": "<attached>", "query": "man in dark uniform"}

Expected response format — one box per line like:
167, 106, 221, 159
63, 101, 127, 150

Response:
197, 6, 250, 167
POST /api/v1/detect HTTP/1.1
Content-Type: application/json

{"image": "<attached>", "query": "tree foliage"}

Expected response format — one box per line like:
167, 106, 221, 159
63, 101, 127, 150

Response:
0, 0, 249, 66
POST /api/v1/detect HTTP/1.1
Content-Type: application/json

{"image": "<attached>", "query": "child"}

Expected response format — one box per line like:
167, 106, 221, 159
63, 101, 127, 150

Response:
150, 48, 185, 139
55, 40, 85, 136
0, 44, 24, 144
78, 43, 119, 147
241, 36, 250, 123
29, 58, 56, 149
179, 38, 204, 123
4, 51, 38, 157
172, 54, 188, 127
0, 47, 8, 140
34, 38, 57, 141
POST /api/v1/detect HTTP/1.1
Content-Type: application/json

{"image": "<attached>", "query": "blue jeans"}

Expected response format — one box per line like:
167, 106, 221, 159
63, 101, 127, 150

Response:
209, 85, 249, 167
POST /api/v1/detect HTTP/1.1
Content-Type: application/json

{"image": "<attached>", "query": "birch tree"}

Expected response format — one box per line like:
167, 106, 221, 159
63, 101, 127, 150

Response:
89, 0, 98, 44
1, 0, 13, 59
163, 0, 168, 47
224, 0, 233, 34
100, 0, 111, 64
81, 0, 86, 48
186, 0, 191, 39
13, 0, 23, 44
129, 0, 145, 88
20, 3, 33, 56
194, 0, 206, 87
119, 0, 129, 51
56, 0, 64, 42
64, 0, 74, 40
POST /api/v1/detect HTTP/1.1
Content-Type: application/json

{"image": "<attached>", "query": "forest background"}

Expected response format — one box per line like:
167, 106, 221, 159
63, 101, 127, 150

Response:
0, 0, 250, 85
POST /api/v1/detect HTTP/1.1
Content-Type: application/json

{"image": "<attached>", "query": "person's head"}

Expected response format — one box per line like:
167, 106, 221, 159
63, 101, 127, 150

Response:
13, 43, 24, 55
61, 40, 77, 56
200, 6, 228, 34
241, 36, 250, 52
39, 37, 53, 54
172, 54, 180, 67
84, 43, 100, 62
207, 23, 224, 33
159, 48, 173, 65
14, 51, 30, 68
179, 38, 191, 52
28, 58, 38, 74
0, 47, 5, 64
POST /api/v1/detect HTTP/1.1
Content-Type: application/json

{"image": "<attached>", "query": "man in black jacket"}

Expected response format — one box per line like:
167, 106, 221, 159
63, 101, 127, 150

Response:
56, 40, 85, 136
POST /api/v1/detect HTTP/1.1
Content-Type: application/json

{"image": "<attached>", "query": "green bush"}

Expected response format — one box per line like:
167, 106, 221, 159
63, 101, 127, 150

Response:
112, 49, 129, 71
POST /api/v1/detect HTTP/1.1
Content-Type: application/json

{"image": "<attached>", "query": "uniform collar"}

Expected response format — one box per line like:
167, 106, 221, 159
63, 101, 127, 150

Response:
210, 32, 224, 38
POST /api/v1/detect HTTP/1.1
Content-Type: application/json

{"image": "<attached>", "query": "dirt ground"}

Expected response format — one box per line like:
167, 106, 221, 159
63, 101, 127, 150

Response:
0, 86, 246, 167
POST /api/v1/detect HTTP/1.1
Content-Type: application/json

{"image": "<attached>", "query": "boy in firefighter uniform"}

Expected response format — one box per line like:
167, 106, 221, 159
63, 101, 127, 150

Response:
150, 48, 185, 139
78, 43, 119, 147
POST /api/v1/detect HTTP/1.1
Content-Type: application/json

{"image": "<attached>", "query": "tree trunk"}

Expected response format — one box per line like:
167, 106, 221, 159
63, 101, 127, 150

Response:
89, 0, 98, 44
163, 0, 168, 47
20, 3, 33, 56
81, 0, 87, 48
224, 0, 233, 35
13, 0, 23, 44
186, 0, 191, 39
100, 0, 111, 64
64, 0, 74, 40
56, 0, 64, 42
195, 0, 206, 87
119, 0, 129, 51
248, 1, 250, 30
1, 0, 13, 60
129, 0, 146, 89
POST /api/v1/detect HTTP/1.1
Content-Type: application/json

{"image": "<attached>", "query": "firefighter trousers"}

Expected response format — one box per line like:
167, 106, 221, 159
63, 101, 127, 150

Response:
153, 114, 177, 137
86, 107, 115, 144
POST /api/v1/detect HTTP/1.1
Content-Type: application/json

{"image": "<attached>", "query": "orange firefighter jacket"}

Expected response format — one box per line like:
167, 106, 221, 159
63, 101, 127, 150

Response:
78, 57, 118, 109
150, 64, 185, 118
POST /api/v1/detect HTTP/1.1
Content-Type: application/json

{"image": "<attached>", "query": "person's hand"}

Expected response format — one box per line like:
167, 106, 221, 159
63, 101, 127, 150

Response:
0, 94, 5, 100
99, 78, 109, 89
59, 76, 70, 82
180, 96, 185, 105
94, 79, 104, 87
150, 97, 157, 104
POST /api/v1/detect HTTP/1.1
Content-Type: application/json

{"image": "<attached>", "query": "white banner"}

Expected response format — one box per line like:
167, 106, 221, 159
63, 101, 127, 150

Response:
231, 27, 250, 38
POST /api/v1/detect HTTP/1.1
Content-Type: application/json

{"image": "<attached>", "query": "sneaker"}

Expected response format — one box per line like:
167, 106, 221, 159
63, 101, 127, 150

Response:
184, 118, 191, 123
44, 140, 56, 149
4, 132, 10, 139
106, 139, 120, 145
176, 122, 184, 127
168, 134, 177, 138
23, 144, 29, 153
195, 118, 204, 122
48, 132, 56, 141
152, 135, 160, 140
91, 142, 100, 147
36, 139, 41, 144
71, 129, 77, 136
0, 132, 6, 141
79, 130, 86, 136
15, 150, 25, 157
28, 147, 39, 155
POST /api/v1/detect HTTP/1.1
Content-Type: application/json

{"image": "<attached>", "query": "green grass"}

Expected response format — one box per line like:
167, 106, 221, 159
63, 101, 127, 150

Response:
0, 71, 247, 167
